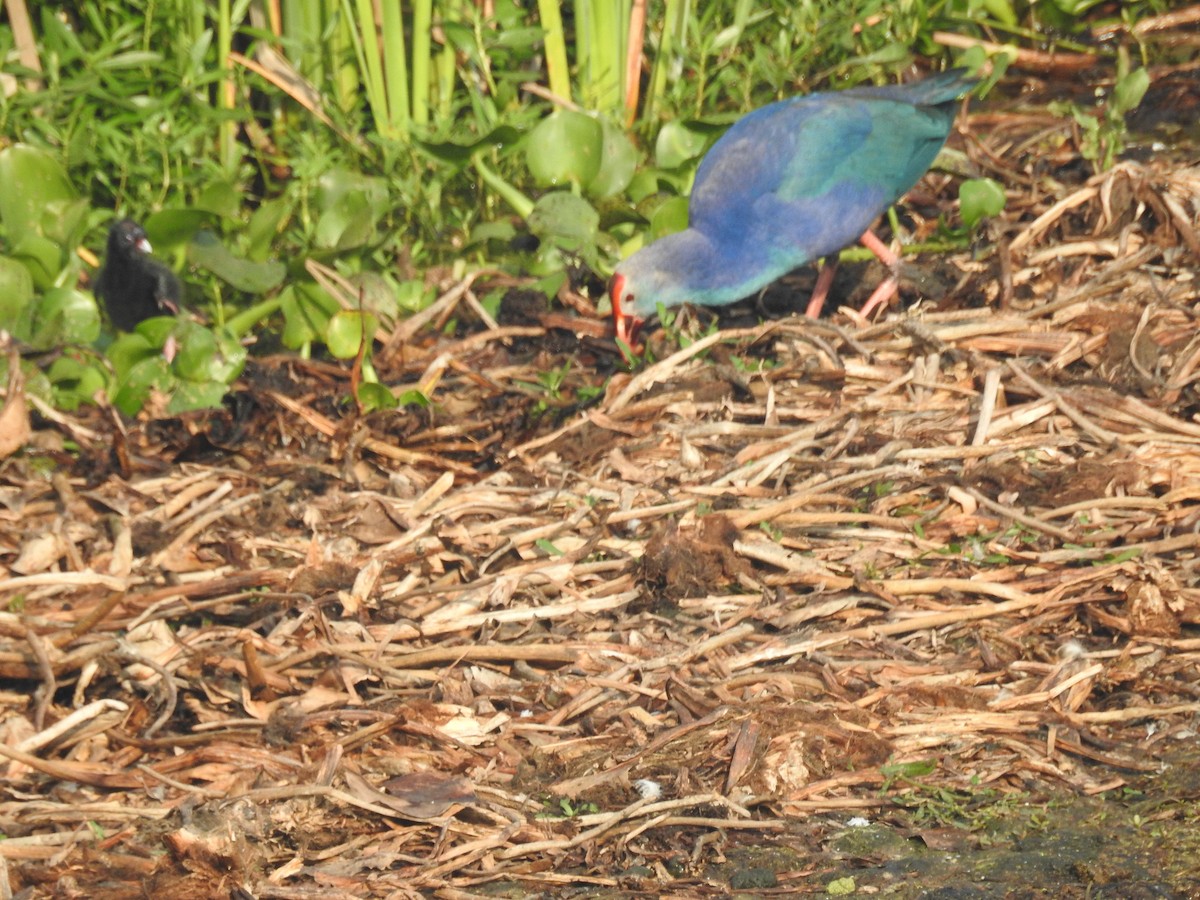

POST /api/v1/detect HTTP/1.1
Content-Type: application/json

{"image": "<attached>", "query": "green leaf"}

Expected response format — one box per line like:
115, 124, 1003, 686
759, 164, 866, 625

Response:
347, 271, 399, 320
648, 196, 690, 240
314, 189, 375, 251
279, 283, 339, 350
356, 381, 398, 412
0, 144, 78, 241
314, 169, 390, 249
144, 209, 214, 248
395, 278, 435, 315
48, 353, 110, 411
396, 388, 430, 407
326, 310, 379, 359
245, 197, 292, 261
167, 380, 229, 414
1112, 67, 1150, 117
10, 235, 64, 290
528, 192, 599, 251
413, 125, 523, 167
959, 178, 1006, 230
27, 287, 101, 348
112, 355, 174, 416
133, 317, 180, 349
1051, 0, 1107, 14
173, 322, 246, 384
979, 0, 1018, 26
525, 109, 604, 188
586, 118, 638, 199
188, 231, 285, 293
194, 180, 242, 218
0, 256, 35, 330
654, 120, 709, 169
107, 332, 160, 380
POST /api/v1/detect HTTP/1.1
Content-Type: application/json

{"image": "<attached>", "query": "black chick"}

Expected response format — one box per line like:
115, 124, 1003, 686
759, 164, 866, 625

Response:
94, 219, 182, 331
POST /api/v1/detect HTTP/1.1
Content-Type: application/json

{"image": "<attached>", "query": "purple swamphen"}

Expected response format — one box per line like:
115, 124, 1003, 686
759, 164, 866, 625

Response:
610, 69, 977, 347
94, 219, 182, 331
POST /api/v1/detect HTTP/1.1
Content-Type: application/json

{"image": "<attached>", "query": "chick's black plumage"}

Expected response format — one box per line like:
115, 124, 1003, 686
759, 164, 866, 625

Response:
94, 219, 182, 331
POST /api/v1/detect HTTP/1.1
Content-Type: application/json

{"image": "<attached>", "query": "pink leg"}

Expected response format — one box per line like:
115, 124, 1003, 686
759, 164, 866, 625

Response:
856, 275, 899, 320
805, 260, 838, 318
855, 229, 901, 320
859, 229, 899, 267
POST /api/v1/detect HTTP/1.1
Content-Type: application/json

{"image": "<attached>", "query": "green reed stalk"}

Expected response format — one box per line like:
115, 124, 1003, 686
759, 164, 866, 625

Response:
411, 0, 433, 126
536, 0, 572, 103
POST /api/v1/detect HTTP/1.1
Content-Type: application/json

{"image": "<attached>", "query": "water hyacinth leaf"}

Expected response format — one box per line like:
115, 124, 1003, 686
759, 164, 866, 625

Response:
586, 118, 638, 199
112, 355, 174, 416
315, 189, 375, 250
525, 109, 603, 188
0, 257, 35, 330
145, 209, 214, 247
194, 180, 242, 218
27, 287, 101, 348
625, 169, 668, 204
654, 121, 709, 169
649, 196, 690, 240
133, 317, 179, 350
326, 310, 379, 360
245, 197, 293, 261
188, 230, 285, 293
415, 125, 523, 168
313, 169, 391, 250
959, 178, 1006, 230
48, 354, 110, 411
279, 283, 339, 350
396, 278, 436, 314
173, 322, 246, 384
0, 144, 77, 242
414, 125, 523, 167
106, 331, 160, 380
168, 379, 230, 414
10, 235, 64, 290
528, 192, 599, 251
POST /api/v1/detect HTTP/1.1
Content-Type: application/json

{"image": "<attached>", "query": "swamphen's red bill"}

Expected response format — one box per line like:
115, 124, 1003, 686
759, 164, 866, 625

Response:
609, 68, 977, 342
610, 272, 644, 350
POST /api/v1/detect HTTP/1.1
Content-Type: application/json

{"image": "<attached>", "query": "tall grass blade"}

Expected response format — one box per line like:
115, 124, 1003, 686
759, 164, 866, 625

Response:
536, 0, 572, 103
411, 0, 433, 127
379, 0, 410, 136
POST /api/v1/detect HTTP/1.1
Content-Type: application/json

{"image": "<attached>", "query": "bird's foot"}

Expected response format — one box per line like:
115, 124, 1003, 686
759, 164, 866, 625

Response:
804, 261, 838, 318
841, 276, 899, 327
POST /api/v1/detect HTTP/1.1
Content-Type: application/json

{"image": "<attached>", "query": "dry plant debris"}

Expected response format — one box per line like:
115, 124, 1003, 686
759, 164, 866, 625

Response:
3, 89, 1200, 897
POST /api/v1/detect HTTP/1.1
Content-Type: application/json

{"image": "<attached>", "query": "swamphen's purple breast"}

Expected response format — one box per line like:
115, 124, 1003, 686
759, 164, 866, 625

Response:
611, 69, 976, 344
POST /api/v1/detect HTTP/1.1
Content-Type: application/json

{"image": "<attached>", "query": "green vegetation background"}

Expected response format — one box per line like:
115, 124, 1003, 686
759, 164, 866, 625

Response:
0, 0, 1163, 414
